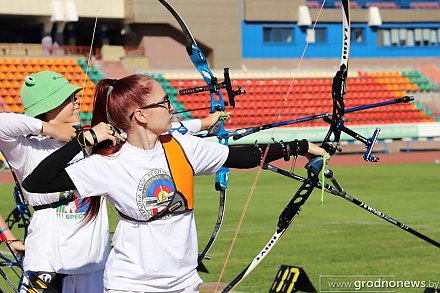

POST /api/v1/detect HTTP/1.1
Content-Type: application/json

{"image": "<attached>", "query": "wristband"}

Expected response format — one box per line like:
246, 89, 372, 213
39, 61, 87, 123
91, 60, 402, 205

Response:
88, 129, 99, 146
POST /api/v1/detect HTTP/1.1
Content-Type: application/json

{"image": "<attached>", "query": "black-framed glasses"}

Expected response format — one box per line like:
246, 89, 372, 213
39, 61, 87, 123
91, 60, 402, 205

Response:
129, 95, 171, 119
68, 93, 77, 103
62, 93, 77, 104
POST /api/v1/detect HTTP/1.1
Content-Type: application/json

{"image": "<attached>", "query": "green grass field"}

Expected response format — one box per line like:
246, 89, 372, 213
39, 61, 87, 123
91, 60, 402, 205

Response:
1, 163, 439, 292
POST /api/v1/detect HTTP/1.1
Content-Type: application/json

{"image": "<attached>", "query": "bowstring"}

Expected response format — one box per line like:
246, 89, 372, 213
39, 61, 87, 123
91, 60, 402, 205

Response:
76, 8, 98, 125
287, 2, 326, 176
215, 1, 327, 290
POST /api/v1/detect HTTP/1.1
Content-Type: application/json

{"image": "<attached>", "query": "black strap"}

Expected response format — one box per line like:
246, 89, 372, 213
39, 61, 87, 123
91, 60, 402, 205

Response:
33, 194, 76, 211
117, 208, 174, 223
117, 209, 150, 223
116, 192, 186, 223
116, 203, 182, 223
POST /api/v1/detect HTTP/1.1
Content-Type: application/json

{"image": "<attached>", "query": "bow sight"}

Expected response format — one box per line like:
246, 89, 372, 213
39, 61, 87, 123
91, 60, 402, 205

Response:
177, 68, 245, 111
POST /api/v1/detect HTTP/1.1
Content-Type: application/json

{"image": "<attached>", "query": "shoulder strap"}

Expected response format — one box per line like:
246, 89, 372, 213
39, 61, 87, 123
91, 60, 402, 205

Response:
117, 135, 195, 223
159, 134, 194, 209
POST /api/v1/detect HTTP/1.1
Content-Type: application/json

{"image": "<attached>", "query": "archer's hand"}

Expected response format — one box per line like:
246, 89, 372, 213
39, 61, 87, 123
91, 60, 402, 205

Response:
201, 112, 230, 131
42, 122, 77, 142
84, 122, 126, 147
9, 239, 25, 256
304, 143, 329, 161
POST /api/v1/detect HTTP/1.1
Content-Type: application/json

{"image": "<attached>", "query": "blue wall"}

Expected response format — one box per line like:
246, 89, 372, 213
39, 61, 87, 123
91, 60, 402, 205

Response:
242, 21, 440, 59
314, 0, 439, 9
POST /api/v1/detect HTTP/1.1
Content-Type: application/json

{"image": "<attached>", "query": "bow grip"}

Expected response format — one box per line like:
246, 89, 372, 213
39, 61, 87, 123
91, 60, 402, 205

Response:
215, 167, 230, 191
305, 157, 324, 175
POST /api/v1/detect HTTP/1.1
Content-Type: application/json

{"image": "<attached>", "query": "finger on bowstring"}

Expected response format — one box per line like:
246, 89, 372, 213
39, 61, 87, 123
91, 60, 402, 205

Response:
114, 132, 126, 142
108, 129, 115, 136
108, 134, 121, 146
107, 135, 117, 147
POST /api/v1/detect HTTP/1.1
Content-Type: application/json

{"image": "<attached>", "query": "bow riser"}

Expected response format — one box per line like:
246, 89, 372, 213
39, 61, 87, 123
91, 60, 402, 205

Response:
158, 0, 245, 265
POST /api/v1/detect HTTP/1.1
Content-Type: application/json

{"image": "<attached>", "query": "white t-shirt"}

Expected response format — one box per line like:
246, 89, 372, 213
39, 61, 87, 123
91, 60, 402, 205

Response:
66, 132, 228, 292
168, 119, 201, 135
0, 113, 111, 274
0, 113, 200, 276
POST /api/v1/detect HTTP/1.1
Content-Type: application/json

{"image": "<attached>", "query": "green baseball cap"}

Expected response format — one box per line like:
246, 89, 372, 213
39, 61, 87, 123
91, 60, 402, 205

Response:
20, 70, 82, 117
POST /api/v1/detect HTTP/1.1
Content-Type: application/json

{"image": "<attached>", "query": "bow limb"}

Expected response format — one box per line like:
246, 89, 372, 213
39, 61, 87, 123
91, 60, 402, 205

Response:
1, 154, 31, 291
322, 0, 350, 150
0, 228, 22, 292
11, 173, 32, 242
0, 269, 19, 292
220, 157, 325, 293
321, 0, 381, 162
1, 150, 31, 242
157, 0, 237, 266
1, 168, 59, 292
0, 228, 26, 292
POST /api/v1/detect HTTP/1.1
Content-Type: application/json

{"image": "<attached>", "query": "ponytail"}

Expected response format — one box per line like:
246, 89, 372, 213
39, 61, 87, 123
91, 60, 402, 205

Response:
91, 79, 124, 156
84, 79, 120, 223
84, 75, 155, 223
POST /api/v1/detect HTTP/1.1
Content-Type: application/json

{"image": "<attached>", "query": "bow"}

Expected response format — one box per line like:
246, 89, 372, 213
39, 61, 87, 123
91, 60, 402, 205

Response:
157, 0, 245, 267
0, 229, 57, 293
319, 2, 380, 162
0, 228, 23, 293
220, 1, 353, 291
4, 182, 31, 291
1, 230, 57, 293
0, 151, 32, 292
5, 171, 32, 243
0, 156, 56, 293
220, 1, 440, 290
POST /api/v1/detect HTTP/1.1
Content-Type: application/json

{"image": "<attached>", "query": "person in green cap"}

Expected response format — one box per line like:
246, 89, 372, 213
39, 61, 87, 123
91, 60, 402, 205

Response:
0, 70, 111, 292
0, 70, 226, 292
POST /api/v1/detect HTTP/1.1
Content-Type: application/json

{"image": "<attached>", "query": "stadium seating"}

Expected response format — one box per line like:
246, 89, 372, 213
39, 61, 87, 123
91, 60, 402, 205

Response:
335, 1, 362, 9
365, 2, 399, 9
409, 1, 440, 9
167, 71, 435, 129
0, 59, 436, 129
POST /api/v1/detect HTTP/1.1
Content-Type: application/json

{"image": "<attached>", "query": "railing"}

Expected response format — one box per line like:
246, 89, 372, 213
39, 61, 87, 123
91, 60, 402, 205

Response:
0, 43, 145, 59
0, 43, 99, 57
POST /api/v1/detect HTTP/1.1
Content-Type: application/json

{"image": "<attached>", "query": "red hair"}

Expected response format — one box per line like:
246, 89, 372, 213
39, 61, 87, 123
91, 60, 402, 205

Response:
84, 74, 155, 222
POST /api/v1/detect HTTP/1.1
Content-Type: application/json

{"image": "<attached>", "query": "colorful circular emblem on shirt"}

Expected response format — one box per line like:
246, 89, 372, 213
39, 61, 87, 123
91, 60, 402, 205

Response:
136, 169, 175, 220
